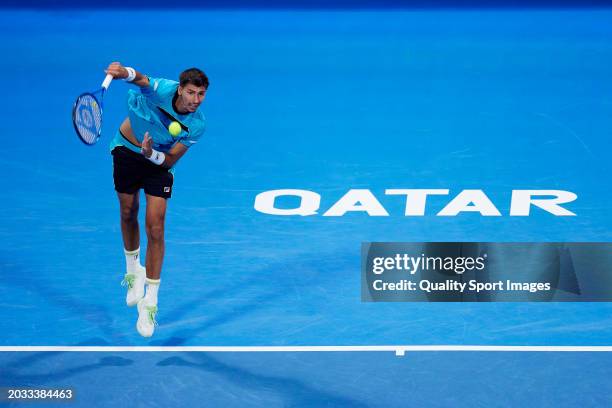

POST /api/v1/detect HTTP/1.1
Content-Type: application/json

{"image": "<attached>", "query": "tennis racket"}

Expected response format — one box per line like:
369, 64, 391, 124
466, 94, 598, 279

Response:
72, 74, 113, 146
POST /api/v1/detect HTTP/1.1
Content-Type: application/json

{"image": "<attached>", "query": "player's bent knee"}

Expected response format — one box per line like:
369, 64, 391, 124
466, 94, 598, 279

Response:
120, 206, 139, 223
146, 223, 165, 242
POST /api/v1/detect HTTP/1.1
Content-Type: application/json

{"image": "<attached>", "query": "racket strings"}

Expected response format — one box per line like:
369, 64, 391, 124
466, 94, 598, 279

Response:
74, 94, 102, 145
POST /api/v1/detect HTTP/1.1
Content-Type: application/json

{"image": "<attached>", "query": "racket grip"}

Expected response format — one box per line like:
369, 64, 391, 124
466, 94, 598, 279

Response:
101, 74, 113, 89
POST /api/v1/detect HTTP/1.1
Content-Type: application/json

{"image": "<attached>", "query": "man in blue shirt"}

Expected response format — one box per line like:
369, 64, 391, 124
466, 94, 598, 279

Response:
105, 61, 208, 337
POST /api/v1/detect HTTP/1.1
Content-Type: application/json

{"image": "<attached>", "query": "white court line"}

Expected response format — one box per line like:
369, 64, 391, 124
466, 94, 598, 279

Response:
1, 345, 611, 357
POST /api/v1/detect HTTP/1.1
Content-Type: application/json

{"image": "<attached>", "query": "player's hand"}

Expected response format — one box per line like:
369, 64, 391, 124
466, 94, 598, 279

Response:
141, 132, 153, 158
105, 61, 128, 79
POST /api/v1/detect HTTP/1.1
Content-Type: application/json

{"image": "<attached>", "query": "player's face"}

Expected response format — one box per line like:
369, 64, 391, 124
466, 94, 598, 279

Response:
178, 84, 206, 113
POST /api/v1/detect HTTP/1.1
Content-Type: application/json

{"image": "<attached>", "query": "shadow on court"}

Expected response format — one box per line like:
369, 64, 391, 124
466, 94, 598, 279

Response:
0, 354, 133, 387
0, 261, 132, 344
152, 250, 357, 346
157, 353, 369, 408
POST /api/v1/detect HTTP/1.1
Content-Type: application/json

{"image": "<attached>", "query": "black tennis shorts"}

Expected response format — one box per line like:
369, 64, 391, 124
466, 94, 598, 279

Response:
112, 146, 173, 199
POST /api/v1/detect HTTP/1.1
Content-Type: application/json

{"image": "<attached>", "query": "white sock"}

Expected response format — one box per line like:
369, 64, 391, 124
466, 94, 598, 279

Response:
124, 247, 141, 273
144, 278, 160, 305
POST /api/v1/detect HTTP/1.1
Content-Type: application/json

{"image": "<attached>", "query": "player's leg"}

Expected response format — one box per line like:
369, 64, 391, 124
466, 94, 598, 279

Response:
136, 162, 173, 337
117, 192, 147, 307
118, 191, 140, 251
112, 146, 147, 306
144, 194, 167, 282
137, 194, 168, 337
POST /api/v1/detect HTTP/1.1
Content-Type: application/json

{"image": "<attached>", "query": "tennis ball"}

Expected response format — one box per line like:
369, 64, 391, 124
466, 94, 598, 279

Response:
168, 121, 181, 137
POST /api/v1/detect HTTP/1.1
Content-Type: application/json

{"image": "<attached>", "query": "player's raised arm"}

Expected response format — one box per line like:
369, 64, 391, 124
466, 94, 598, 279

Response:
104, 61, 150, 88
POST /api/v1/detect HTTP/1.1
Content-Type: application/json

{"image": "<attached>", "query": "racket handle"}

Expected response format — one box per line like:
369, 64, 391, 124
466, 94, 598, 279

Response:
101, 74, 113, 90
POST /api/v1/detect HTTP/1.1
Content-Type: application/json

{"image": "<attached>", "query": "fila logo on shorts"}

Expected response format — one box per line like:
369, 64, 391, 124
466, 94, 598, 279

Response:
164, 187, 171, 193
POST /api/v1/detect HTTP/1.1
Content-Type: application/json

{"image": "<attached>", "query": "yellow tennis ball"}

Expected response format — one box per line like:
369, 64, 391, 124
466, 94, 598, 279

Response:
168, 121, 181, 137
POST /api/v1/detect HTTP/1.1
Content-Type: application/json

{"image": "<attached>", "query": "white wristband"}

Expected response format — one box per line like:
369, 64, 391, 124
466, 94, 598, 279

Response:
124, 67, 136, 82
147, 149, 165, 165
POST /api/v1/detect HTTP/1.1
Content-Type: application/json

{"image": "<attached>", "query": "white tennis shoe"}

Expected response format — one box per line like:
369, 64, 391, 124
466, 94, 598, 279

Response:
137, 299, 158, 338
122, 265, 146, 307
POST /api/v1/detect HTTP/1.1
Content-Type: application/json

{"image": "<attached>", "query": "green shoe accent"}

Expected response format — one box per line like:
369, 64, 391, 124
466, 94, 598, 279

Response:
121, 274, 135, 289
146, 305, 158, 326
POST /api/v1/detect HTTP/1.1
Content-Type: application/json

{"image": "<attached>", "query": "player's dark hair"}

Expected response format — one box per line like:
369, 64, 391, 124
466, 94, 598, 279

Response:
180, 68, 209, 89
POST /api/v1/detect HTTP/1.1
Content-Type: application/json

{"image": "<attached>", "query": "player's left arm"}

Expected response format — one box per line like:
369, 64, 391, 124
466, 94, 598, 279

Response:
141, 132, 188, 169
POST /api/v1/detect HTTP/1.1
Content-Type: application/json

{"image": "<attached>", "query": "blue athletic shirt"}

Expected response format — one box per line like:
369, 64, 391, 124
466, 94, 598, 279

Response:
110, 76, 206, 168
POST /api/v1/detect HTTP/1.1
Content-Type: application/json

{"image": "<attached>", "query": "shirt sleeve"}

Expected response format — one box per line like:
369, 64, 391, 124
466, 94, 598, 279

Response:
140, 77, 178, 104
179, 120, 206, 148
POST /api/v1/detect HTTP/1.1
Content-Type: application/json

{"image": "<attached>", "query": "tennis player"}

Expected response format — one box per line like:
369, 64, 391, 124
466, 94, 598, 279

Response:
105, 62, 208, 337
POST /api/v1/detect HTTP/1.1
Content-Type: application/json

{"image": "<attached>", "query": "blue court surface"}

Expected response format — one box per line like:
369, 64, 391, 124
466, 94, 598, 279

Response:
1, 5, 612, 407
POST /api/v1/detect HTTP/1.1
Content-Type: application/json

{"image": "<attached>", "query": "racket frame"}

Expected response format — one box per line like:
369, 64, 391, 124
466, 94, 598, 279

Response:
72, 74, 113, 146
